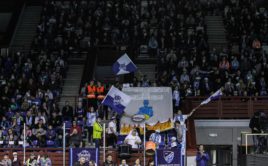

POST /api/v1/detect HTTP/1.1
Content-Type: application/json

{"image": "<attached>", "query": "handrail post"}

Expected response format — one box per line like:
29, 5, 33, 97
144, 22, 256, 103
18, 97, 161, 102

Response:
63, 123, 66, 166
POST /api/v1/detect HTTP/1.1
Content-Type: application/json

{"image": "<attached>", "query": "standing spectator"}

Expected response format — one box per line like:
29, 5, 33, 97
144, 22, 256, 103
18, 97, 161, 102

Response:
93, 117, 103, 148
26, 153, 37, 166
0, 154, 12, 166
86, 107, 96, 145
172, 86, 180, 110
196, 145, 210, 166
37, 154, 52, 166
170, 136, 179, 149
149, 129, 161, 148
12, 152, 21, 166
249, 111, 261, 153
107, 117, 117, 148
69, 121, 82, 147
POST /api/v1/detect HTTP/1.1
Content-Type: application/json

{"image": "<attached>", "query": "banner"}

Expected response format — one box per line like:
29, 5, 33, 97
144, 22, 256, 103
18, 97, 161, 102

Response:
102, 86, 131, 114
70, 148, 98, 166
155, 148, 183, 166
112, 53, 137, 75
120, 87, 173, 134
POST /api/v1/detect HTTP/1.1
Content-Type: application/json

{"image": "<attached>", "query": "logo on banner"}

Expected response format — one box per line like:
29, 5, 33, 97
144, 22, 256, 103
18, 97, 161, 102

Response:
119, 63, 127, 71
163, 151, 174, 164
77, 150, 91, 162
114, 95, 122, 105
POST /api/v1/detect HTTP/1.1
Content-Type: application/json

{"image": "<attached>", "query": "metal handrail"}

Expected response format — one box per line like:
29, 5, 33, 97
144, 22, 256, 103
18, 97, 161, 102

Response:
241, 132, 268, 154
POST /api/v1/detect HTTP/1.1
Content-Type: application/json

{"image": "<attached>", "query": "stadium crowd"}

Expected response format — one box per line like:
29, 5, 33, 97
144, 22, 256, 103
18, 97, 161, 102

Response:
0, 0, 267, 154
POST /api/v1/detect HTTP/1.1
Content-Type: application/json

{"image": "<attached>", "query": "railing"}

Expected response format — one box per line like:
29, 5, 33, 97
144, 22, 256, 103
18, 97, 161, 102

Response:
183, 96, 268, 119
0, 148, 152, 166
240, 132, 268, 155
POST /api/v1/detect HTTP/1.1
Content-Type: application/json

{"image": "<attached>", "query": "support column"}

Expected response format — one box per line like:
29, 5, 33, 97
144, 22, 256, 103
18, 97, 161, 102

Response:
232, 128, 238, 166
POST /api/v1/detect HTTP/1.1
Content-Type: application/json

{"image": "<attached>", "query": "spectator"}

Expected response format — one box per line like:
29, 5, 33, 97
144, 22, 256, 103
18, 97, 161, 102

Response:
219, 56, 230, 71
170, 136, 179, 149
124, 129, 141, 149
103, 154, 116, 166
249, 111, 261, 153
62, 101, 74, 120
119, 159, 129, 166
147, 160, 154, 166
37, 154, 52, 166
89, 160, 97, 166
93, 117, 103, 148
32, 119, 46, 147
196, 145, 210, 166
69, 121, 82, 147
46, 124, 56, 140
149, 129, 161, 148
12, 152, 21, 166
86, 107, 96, 145
107, 117, 117, 148
74, 156, 86, 166
133, 158, 141, 166
0, 154, 12, 166
26, 153, 37, 166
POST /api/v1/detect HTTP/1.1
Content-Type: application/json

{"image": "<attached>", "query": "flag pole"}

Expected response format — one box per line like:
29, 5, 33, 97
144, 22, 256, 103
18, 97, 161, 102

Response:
103, 123, 106, 163
23, 123, 26, 164
144, 123, 146, 166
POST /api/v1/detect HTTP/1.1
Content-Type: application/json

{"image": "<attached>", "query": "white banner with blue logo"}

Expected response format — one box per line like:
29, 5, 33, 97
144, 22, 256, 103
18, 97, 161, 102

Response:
155, 148, 183, 166
121, 87, 173, 126
112, 53, 137, 75
69, 148, 98, 166
102, 86, 132, 114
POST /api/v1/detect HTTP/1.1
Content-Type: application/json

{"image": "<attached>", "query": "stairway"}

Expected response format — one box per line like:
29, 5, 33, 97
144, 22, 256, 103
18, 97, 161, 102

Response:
59, 54, 87, 109
205, 16, 227, 51
135, 64, 156, 82
10, 6, 42, 52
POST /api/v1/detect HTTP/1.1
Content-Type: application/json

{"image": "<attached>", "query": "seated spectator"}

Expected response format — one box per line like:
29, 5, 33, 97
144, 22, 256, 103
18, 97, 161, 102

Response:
34, 112, 46, 125
0, 154, 11, 166
134, 158, 141, 166
20, 125, 33, 147
74, 156, 86, 166
147, 160, 155, 166
89, 160, 97, 166
119, 159, 129, 166
32, 119, 47, 147
25, 110, 34, 127
219, 56, 230, 71
46, 124, 56, 140
103, 154, 116, 166
0, 116, 10, 130
124, 129, 141, 149
62, 101, 74, 120
48, 112, 61, 128
69, 121, 82, 147
5, 128, 18, 148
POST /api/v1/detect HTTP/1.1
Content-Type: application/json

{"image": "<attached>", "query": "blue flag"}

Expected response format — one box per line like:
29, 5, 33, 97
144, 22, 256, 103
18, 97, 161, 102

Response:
201, 89, 223, 105
102, 86, 131, 114
112, 53, 137, 75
